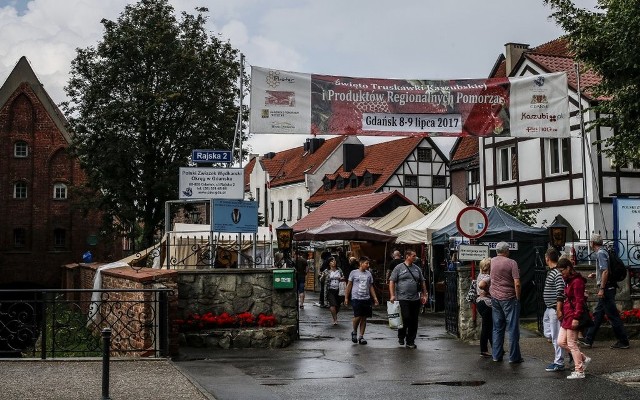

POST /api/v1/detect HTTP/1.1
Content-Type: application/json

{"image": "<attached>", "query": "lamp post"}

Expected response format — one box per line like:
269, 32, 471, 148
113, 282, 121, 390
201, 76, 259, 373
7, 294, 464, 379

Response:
275, 220, 293, 267
547, 220, 568, 253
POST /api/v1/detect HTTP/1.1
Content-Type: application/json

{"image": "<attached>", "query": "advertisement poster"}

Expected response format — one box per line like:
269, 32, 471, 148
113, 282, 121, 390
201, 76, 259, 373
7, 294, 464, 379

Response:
250, 66, 569, 138
213, 199, 258, 233
613, 197, 640, 262
179, 167, 244, 200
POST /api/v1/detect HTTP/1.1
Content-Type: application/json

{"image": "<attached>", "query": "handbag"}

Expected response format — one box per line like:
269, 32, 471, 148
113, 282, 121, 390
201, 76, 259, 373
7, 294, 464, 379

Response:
577, 304, 594, 330
387, 301, 403, 329
338, 281, 347, 296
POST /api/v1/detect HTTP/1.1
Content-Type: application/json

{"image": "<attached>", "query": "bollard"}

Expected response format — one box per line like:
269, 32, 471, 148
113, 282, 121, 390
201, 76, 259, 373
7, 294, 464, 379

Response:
101, 328, 112, 400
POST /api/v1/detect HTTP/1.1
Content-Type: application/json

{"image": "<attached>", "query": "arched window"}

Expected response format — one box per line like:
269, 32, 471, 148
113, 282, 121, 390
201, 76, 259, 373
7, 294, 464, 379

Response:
14, 182, 27, 199
53, 183, 68, 199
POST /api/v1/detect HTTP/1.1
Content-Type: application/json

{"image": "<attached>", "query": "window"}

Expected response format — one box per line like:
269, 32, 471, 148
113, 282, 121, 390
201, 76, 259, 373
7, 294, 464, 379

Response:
404, 175, 418, 187
417, 148, 432, 162
498, 146, 516, 183
14, 141, 28, 157
336, 176, 344, 189
270, 202, 274, 222
287, 199, 292, 221
13, 228, 26, 248
278, 201, 283, 221
548, 138, 570, 175
433, 175, 446, 188
364, 173, 373, 186
323, 179, 332, 191
255, 188, 260, 206
467, 168, 480, 203
297, 198, 303, 220
14, 182, 27, 199
350, 176, 359, 188
54, 229, 66, 248
53, 183, 67, 199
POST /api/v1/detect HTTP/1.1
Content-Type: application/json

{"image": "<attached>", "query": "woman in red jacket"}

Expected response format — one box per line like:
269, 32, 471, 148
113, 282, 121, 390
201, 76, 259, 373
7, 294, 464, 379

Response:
557, 257, 591, 379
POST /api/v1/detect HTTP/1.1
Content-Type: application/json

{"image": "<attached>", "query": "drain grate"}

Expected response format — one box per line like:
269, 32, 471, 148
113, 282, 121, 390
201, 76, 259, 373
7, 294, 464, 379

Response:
412, 380, 486, 386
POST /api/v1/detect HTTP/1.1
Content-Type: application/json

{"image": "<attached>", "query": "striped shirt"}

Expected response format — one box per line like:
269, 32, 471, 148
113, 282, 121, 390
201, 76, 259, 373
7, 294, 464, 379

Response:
543, 267, 565, 308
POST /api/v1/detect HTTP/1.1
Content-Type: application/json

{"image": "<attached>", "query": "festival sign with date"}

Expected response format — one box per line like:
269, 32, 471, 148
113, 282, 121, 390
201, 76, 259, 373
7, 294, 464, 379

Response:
250, 66, 569, 138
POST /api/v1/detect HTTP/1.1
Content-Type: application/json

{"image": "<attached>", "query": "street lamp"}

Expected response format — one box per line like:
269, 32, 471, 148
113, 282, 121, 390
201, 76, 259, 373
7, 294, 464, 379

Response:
276, 220, 293, 264
547, 220, 568, 252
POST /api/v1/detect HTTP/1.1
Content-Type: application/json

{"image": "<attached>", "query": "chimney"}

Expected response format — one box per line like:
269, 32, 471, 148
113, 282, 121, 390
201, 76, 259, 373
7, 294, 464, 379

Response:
343, 143, 365, 172
504, 43, 529, 75
308, 138, 325, 154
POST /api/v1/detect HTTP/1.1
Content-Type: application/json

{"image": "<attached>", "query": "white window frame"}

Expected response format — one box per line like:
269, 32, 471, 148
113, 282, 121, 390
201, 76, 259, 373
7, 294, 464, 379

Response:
278, 200, 283, 221
14, 182, 27, 199
497, 146, 516, 183
14, 141, 28, 157
53, 183, 68, 199
547, 138, 570, 175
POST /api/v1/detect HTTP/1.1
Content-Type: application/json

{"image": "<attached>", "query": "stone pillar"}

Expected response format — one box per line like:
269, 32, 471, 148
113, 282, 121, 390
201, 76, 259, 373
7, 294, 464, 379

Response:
457, 265, 480, 341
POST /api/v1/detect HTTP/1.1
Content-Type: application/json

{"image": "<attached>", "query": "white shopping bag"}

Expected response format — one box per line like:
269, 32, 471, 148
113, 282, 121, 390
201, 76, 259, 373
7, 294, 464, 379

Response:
387, 301, 403, 329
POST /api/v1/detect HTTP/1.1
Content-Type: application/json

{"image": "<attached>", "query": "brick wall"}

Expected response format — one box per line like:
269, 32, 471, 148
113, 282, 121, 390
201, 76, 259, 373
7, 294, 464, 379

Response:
0, 81, 120, 289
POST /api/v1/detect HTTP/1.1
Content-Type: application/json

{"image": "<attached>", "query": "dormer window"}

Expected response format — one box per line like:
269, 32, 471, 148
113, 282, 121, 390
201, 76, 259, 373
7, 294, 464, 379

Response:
364, 172, 373, 187
323, 178, 332, 191
350, 175, 359, 188
336, 176, 344, 190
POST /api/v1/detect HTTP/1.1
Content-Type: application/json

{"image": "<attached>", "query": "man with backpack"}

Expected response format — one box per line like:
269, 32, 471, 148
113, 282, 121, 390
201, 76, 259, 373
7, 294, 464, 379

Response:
578, 234, 630, 349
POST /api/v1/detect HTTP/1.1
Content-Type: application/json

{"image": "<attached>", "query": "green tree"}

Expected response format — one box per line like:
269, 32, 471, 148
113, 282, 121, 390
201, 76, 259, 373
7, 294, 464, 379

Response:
545, 0, 640, 163
489, 193, 541, 226
63, 0, 247, 248
417, 196, 437, 214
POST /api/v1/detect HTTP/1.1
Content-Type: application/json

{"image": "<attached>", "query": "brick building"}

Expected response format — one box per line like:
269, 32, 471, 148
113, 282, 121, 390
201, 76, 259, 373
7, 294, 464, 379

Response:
0, 57, 115, 288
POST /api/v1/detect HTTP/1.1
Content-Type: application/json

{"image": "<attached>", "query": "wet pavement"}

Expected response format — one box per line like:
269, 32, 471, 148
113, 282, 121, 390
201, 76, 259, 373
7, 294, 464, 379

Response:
175, 292, 640, 399
2, 290, 639, 399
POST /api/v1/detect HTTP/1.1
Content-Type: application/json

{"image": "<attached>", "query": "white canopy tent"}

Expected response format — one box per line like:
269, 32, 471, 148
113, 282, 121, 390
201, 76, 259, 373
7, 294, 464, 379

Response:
367, 204, 425, 233
391, 194, 467, 244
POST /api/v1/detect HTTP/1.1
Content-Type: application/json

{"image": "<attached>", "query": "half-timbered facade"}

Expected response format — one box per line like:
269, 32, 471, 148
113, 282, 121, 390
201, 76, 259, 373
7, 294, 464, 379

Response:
481, 39, 640, 233
307, 136, 450, 210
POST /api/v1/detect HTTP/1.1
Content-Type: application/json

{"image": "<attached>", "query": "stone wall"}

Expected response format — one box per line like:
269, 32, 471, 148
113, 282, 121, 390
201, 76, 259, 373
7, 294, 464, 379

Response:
456, 266, 480, 341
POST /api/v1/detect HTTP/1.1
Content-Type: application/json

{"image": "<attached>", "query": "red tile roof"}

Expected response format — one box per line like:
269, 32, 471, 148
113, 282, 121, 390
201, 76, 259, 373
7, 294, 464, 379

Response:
260, 136, 346, 187
306, 136, 425, 204
291, 191, 413, 231
243, 157, 256, 191
451, 136, 479, 163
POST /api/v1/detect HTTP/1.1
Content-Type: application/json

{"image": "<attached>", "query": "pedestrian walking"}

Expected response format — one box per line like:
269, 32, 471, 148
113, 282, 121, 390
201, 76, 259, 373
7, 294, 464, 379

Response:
294, 251, 309, 309
557, 257, 592, 379
388, 250, 428, 349
476, 257, 493, 357
543, 248, 566, 372
344, 256, 379, 345
489, 241, 523, 363
325, 257, 346, 325
578, 234, 630, 349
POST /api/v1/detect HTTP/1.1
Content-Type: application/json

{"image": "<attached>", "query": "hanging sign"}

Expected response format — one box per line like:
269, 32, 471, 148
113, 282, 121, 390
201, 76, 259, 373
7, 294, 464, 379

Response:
250, 66, 569, 138
178, 167, 244, 199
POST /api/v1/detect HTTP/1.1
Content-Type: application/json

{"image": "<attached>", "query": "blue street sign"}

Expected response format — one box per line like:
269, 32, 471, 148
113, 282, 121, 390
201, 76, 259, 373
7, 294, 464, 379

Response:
192, 149, 232, 163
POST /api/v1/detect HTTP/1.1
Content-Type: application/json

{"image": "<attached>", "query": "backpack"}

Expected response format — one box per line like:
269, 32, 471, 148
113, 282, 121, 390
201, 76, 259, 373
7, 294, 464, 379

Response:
465, 279, 478, 303
606, 248, 627, 283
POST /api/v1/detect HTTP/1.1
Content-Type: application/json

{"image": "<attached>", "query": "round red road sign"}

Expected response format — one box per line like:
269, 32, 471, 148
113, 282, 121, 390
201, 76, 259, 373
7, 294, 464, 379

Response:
456, 206, 489, 239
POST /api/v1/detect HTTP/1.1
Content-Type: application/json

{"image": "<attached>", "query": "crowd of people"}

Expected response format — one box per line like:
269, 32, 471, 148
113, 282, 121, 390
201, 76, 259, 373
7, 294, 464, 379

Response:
291, 234, 631, 377
471, 235, 630, 380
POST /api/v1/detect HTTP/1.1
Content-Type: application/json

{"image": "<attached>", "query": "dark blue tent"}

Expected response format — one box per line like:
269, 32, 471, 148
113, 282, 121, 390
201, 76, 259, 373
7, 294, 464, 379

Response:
432, 207, 548, 316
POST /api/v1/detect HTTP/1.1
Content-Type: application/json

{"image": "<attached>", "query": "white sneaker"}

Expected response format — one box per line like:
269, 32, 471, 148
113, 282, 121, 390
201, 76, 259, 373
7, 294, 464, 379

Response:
582, 357, 592, 371
567, 371, 585, 379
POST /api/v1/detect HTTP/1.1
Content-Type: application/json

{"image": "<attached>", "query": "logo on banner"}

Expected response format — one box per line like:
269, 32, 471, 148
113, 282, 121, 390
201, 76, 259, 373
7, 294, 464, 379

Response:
266, 70, 295, 88
265, 91, 295, 106
533, 76, 545, 87
530, 94, 548, 109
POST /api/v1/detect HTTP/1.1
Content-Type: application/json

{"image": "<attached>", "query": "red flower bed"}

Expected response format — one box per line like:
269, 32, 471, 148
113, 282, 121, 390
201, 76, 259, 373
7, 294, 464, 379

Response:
620, 308, 640, 324
176, 311, 277, 331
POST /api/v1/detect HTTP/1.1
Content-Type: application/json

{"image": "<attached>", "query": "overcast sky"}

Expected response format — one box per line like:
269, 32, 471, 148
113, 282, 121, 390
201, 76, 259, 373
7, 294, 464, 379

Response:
0, 0, 598, 160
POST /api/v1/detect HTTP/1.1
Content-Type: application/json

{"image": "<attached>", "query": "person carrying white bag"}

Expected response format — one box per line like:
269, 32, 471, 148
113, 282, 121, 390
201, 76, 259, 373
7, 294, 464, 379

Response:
387, 300, 403, 329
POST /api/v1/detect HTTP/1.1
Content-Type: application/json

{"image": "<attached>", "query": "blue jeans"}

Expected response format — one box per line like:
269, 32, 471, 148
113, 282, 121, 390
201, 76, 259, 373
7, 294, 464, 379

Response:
491, 297, 521, 362
584, 286, 629, 344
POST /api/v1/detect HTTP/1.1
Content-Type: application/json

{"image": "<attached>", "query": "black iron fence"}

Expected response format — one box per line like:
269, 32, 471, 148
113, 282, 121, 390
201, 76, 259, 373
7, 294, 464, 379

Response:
444, 270, 459, 336
127, 232, 276, 269
0, 288, 170, 359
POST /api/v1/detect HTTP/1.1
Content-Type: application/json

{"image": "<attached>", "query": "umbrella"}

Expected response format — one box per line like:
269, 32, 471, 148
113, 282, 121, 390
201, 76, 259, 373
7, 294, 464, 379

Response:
294, 220, 397, 243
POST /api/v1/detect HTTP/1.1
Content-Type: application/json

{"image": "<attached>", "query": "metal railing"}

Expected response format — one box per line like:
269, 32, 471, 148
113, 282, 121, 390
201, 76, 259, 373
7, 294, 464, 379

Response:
0, 288, 170, 359
444, 270, 459, 337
